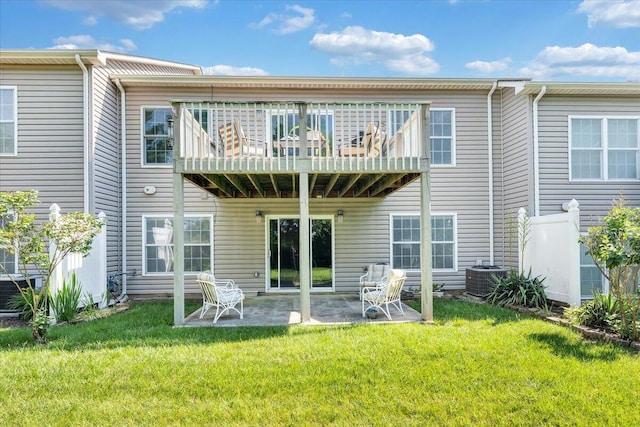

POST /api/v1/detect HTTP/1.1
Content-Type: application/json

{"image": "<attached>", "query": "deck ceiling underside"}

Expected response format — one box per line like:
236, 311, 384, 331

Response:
184, 171, 420, 199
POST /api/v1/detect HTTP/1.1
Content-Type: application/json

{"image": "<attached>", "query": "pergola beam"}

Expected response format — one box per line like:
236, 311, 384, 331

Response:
354, 174, 385, 197
202, 174, 234, 198
269, 174, 280, 197
369, 174, 404, 197
247, 174, 265, 198
324, 173, 340, 196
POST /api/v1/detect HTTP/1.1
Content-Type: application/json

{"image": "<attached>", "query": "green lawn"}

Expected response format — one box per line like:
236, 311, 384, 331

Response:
1, 300, 639, 426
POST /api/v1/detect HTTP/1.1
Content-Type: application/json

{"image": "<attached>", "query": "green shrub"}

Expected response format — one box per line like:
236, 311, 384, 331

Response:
487, 269, 548, 310
565, 291, 620, 330
8, 287, 41, 321
50, 273, 83, 322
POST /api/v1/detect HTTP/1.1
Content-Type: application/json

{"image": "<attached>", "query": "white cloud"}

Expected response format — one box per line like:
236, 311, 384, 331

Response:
82, 15, 97, 26
251, 4, 316, 34
310, 26, 439, 75
43, 0, 207, 30
465, 57, 512, 73
520, 43, 640, 81
202, 65, 269, 76
577, 0, 640, 28
49, 35, 137, 52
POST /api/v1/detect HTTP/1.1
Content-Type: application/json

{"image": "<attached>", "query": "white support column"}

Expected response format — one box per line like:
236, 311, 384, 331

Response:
299, 172, 311, 322
420, 172, 433, 322
173, 106, 185, 326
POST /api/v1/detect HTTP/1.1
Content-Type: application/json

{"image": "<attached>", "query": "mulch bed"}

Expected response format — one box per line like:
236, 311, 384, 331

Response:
0, 316, 28, 329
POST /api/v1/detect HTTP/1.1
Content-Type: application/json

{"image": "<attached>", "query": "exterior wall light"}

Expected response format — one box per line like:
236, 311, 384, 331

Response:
256, 210, 263, 223
337, 209, 344, 223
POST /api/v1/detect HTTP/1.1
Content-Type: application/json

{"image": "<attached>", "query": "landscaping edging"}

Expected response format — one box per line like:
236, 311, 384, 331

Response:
508, 304, 640, 352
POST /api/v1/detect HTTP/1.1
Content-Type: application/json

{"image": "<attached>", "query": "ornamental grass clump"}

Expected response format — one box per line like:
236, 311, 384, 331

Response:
487, 268, 548, 310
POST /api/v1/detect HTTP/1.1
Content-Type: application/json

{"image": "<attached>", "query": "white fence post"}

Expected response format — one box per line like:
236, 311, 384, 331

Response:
49, 203, 61, 324
566, 199, 581, 306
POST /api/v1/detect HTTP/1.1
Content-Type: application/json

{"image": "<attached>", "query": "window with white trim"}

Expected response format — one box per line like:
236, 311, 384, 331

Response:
0, 87, 17, 156
388, 108, 455, 165
391, 214, 457, 271
580, 242, 605, 299
570, 117, 639, 180
143, 108, 173, 165
143, 215, 212, 275
0, 214, 17, 275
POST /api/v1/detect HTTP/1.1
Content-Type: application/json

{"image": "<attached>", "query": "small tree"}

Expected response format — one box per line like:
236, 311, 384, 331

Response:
579, 198, 640, 341
0, 190, 103, 343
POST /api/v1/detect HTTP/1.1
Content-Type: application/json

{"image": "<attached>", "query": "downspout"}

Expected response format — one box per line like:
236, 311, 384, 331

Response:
532, 86, 546, 216
115, 79, 128, 298
487, 81, 497, 265
75, 55, 90, 213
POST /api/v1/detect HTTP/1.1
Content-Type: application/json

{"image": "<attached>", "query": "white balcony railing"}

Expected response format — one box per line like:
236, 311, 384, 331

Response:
175, 101, 429, 172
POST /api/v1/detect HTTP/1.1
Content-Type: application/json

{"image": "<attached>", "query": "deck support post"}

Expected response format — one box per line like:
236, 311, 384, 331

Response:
420, 103, 433, 322
299, 171, 311, 322
173, 106, 185, 326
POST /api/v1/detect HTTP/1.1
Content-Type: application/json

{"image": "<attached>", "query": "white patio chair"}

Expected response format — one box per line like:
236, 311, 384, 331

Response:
361, 269, 407, 320
359, 263, 390, 300
197, 272, 244, 324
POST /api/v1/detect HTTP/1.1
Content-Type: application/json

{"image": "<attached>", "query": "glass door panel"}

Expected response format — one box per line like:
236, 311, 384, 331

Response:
268, 217, 334, 291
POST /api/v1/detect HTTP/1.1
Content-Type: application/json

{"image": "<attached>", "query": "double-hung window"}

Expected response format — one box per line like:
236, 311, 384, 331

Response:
143, 108, 173, 165
143, 215, 212, 275
0, 86, 17, 156
390, 213, 457, 271
570, 117, 639, 180
579, 242, 605, 299
0, 214, 17, 275
388, 108, 455, 165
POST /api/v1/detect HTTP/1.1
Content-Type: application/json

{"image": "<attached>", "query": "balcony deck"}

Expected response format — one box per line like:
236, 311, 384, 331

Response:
172, 100, 430, 198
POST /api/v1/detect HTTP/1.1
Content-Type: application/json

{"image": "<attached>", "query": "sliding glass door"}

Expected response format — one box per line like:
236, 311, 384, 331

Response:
267, 216, 334, 291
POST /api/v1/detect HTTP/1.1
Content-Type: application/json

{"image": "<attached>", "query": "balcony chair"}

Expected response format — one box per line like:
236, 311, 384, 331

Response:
217, 120, 263, 157
359, 263, 390, 300
339, 122, 386, 157
361, 269, 407, 320
196, 272, 244, 324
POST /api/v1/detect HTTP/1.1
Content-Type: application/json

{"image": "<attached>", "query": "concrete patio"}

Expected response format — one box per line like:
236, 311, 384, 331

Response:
183, 293, 422, 327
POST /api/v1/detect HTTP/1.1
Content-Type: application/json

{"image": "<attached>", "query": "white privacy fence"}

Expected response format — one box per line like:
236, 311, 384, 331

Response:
519, 199, 581, 306
49, 204, 108, 319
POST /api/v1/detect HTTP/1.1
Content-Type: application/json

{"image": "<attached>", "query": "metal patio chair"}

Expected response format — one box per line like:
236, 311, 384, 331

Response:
197, 272, 244, 324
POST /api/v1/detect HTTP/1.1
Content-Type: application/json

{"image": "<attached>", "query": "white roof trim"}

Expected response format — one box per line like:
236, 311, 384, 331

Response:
109, 75, 521, 90
0, 49, 201, 74
519, 81, 640, 96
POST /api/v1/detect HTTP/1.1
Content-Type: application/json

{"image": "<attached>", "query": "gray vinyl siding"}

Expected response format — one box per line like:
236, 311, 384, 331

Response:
496, 87, 532, 268
0, 67, 85, 217
91, 64, 122, 275
537, 96, 640, 230
120, 88, 493, 296
123, 87, 224, 296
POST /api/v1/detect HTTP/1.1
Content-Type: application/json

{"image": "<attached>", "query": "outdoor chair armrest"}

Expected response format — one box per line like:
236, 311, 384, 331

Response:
214, 278, 236, 289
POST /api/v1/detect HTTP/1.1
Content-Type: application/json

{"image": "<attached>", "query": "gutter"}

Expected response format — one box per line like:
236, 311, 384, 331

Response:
114, 79, 128, 298
75, 54, 90, 213
532, 86, 546, 216
487, 81, 497, 265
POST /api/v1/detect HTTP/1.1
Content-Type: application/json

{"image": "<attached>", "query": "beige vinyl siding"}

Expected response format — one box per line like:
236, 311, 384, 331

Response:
496, 87, 532, 268
0, 67, 85, 217
121, 87, 492, 295
91, 64, 122, 274
537, 96, 640, 229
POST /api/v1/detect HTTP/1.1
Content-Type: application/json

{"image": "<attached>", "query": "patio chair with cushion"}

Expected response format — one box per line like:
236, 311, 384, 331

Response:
359, 263, 390, 300
217, 120, 263, 157
196, 272, 245, 324
361, 269, 407, 320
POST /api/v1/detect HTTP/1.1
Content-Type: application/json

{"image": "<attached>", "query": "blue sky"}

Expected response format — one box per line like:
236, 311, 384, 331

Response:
1, 0, 639, 81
